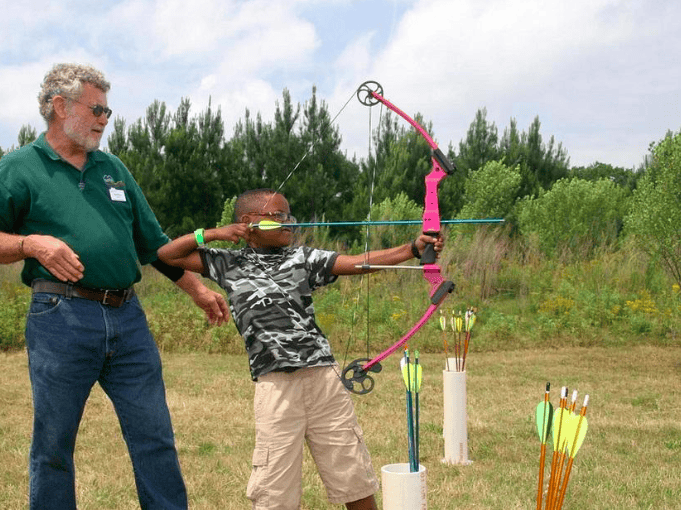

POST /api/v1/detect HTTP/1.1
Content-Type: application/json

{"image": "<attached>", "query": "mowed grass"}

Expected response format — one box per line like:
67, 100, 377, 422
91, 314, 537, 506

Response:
1, 345, 680, 509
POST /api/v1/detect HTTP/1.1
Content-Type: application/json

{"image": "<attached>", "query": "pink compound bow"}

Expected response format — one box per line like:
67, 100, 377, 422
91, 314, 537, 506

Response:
341, 81, 456, 395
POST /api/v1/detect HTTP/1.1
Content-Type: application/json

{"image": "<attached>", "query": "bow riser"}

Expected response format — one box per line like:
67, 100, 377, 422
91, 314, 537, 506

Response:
422, 160, 450, 263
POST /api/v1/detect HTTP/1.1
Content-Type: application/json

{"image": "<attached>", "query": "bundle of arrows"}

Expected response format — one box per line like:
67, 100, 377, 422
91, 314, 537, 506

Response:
401, 349, 422, 472
439, 308, 476, 372
535, 383, 590, 510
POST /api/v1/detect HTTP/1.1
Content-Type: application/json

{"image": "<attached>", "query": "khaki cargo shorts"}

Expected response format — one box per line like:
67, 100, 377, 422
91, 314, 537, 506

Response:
246, 365, 379, 509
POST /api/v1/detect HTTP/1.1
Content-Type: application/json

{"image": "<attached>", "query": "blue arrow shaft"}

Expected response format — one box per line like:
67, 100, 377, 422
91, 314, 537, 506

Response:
291, 218, 504, 228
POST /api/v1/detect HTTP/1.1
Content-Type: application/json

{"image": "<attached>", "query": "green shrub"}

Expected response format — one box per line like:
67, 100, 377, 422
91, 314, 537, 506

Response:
0, 270, 30, 351
458, 160, 521, 220
624, 131, 681, 288
517, 178, 629, 259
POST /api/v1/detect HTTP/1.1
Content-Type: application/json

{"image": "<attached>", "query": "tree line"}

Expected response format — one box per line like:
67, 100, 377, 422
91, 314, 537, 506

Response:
2, 87, 678, 287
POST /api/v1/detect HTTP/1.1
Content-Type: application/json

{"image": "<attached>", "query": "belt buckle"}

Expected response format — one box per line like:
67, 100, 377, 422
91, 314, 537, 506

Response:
101, 289, 112, 306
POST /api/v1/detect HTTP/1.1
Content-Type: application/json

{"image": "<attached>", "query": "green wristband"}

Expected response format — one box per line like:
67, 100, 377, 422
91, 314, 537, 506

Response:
194, 228, 205, 246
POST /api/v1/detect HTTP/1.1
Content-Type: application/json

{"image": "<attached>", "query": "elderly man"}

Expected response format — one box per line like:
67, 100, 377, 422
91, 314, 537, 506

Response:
0, 63, 229, 509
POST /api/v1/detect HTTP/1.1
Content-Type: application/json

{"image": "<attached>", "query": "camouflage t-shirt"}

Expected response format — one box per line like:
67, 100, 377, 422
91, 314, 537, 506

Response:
199, 246, 339, 380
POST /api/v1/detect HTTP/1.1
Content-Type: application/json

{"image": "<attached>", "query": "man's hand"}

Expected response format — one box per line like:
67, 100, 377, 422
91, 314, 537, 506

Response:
174, 272, 231, 325
23, 235, 84, 282
191, 285, 231, 326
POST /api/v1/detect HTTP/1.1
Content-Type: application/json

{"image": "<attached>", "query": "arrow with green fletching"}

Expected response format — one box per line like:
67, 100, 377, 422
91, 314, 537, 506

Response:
453, 312, 464, 371
535, 385, 554, 443
462, 308, 476, 371
545, 387, 568, 509
401, 350, 422, 472
536, 383, 553, 510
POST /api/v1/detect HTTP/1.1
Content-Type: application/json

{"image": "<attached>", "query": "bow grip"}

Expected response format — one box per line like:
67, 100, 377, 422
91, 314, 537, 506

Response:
420, 231, 438, 264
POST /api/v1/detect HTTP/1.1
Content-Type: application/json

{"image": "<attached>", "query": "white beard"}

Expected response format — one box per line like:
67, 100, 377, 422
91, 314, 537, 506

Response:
64, 116, 101, 152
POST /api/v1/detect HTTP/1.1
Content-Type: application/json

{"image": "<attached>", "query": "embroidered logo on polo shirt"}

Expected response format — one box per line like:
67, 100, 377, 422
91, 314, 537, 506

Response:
103, 175, 127, 201
103, 175, 126, 188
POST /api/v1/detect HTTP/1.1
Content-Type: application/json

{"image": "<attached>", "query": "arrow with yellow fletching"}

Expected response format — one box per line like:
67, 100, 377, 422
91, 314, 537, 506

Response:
555, 395, 589, 510
549, 390, 578, 509
439, 313, 450, 371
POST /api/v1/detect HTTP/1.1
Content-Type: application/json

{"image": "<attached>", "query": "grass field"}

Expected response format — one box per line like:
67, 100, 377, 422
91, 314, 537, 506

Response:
2, 345, 680, 509
1, 231, 680, 508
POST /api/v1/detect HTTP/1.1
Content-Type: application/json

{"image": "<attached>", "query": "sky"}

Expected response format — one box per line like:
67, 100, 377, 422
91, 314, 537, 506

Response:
1, 0, 680, 169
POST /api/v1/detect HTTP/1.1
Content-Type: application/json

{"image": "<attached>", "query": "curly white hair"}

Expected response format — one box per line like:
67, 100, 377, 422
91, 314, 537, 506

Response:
38, 63, 111, 122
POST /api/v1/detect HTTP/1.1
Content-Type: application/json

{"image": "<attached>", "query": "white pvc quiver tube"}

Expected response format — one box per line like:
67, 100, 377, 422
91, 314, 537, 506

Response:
381, 463, 427, 510
442, 358, 471, 465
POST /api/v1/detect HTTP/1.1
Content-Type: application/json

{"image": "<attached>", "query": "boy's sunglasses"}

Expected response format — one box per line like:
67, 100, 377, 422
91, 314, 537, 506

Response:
69, 98, 113, 119
248, 211, 297, 224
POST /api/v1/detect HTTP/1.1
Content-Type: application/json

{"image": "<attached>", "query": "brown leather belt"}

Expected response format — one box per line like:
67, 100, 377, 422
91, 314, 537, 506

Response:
31, 280, 135, 308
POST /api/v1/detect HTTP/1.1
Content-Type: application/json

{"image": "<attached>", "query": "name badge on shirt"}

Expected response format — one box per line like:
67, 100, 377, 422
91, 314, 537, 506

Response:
109, 188, 126, 202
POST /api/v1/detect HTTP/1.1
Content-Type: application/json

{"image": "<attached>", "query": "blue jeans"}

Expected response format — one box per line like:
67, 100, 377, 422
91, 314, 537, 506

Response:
25, 291, 187, 510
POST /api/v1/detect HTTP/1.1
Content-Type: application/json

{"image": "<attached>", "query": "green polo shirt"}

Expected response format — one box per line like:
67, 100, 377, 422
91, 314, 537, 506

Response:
0, 133, 169, 289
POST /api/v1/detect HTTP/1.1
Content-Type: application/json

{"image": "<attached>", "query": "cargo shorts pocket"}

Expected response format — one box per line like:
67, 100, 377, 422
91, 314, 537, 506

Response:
246, 446, 269, 506
352, 425, 376, 479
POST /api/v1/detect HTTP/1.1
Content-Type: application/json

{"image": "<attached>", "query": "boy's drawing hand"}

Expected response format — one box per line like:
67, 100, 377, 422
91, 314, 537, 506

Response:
414, 233, 444, 258
215, 223, 250, 244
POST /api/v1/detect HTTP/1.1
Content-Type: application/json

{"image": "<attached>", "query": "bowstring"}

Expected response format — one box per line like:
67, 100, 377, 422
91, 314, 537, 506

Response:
341, 97, 384, 367
271, 89, 358, 199
252, 83, 379, 381
258, 88, 358, 215
364, 101, 384, 360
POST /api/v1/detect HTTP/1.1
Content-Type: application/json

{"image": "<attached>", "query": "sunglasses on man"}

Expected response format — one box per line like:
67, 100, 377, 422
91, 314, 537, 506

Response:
69, 98, 113, 119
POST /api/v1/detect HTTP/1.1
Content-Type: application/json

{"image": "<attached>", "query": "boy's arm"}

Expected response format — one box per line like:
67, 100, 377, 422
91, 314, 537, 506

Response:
157, 224, 250, 273
332, 233, 444, 275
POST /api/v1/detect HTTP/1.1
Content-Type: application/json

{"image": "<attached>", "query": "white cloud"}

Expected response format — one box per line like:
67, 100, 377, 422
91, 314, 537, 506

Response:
372, 0, 633, 111
0, 2, 63, 55
152, 0, 230, 55
0, 63, 46, 124
196, 78, 282, 138
2, 0, 680, 169
108, 0, 318, 64
0, 50, 109, 144
350, 0, 680, 167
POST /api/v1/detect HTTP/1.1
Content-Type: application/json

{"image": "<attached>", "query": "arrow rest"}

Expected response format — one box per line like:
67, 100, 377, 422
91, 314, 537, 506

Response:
341, 358, 383, 395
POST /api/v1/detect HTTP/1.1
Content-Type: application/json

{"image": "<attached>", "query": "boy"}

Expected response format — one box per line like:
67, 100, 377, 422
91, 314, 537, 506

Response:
158, 189, 444, 510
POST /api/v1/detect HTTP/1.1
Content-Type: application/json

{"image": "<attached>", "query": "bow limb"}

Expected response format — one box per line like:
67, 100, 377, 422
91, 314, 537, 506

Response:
341, 274, 453, 394
363, 290, 449, 372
